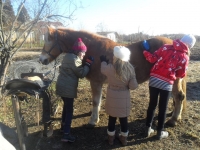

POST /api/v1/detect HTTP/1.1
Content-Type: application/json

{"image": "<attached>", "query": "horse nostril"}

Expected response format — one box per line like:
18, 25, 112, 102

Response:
44, 59, 48, 65
38, 59, 41, 64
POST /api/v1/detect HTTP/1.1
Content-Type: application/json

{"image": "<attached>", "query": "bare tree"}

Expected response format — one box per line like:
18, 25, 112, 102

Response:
17, 2, 30, 23
95, 22, 108, 32
77, 21, 85, 30
0, 0, 78, 98
2, 0, 15, 26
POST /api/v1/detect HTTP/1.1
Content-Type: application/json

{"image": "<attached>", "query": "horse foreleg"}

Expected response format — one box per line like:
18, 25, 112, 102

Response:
88, 81, 103, 126
166, 78, 186, 127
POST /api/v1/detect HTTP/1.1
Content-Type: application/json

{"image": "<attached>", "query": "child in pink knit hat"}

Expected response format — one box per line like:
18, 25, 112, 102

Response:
56, 38, 94, 142
72, 38, 87, 52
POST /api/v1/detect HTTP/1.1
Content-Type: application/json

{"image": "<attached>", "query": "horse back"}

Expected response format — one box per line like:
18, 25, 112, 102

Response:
81, 35, 173, 84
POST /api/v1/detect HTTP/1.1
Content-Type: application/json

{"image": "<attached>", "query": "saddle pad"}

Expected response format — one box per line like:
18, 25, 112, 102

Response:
5, 79, 41, 90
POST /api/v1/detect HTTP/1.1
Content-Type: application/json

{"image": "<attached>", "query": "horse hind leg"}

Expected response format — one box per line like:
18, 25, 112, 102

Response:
181, 78, 187, 112
88, 81, 103, 126
166, 78, 186, 127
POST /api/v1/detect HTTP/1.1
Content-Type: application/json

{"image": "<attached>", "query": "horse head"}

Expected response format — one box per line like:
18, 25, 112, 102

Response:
39, 26, 71, 65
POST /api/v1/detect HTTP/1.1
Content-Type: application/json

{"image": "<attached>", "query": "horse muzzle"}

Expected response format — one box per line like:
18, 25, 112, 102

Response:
39, 55, 50, 65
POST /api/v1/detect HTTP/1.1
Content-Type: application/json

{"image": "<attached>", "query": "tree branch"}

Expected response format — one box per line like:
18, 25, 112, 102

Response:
0, 1, 4, 45
7, 0, 26, 47
11, 0, 48, 57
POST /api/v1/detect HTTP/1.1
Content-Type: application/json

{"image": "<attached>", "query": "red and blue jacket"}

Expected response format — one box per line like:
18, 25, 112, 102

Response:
143, 39, 189, 84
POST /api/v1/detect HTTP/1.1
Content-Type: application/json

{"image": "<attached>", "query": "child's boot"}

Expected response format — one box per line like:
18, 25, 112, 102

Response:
145, 126, 154, 137
107, 130, 115, 145
119, 131, 128, 146
61, 133, 76, 142
157, 130, 169, 140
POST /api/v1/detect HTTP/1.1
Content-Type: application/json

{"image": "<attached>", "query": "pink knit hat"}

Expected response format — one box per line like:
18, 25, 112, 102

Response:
72, 38, 87, 52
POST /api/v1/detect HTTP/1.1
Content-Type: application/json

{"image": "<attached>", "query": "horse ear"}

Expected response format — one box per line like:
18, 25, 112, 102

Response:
46, 25, 55, 41
46, 25, 50, 31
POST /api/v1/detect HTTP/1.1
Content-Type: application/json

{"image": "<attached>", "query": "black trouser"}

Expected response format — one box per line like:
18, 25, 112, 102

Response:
146, 86, 171, 131
41, 90, 51, 123
61, 97, 74, 134
108, 116, 128, 133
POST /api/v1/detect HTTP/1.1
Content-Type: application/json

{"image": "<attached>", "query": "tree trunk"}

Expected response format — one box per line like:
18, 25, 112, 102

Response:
0, 58, 11, 100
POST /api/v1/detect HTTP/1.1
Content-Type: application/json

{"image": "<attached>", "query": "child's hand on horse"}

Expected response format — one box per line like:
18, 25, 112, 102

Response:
142, 40, 150, 51
85, 56, 94, 68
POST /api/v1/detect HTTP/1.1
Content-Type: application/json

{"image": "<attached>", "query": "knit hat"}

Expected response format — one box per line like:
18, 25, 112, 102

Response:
72, 38, 87, 52
113, 46, 131, 62
180, 34, 196, 49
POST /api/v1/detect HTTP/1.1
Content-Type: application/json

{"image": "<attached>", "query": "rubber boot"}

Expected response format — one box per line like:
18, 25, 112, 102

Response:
107, 130, 115, 145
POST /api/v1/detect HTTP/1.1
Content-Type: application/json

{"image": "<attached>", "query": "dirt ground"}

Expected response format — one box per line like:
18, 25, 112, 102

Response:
1, 46, 200, 150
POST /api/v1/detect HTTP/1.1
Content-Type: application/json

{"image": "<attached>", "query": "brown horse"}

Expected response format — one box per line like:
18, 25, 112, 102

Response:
39, 26, 186, 127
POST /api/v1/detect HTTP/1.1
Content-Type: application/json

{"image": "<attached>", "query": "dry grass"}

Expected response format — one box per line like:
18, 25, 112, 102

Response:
13, 50, 41, 61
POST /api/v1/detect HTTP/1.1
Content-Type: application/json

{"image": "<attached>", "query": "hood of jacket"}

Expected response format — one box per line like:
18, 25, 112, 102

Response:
172, 39, 189, 53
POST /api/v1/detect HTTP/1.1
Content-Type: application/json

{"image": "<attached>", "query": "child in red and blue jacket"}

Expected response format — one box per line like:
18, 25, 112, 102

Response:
143, 34, 196, 139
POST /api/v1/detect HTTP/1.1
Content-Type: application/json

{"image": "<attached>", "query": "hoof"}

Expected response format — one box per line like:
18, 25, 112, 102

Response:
84, 124, 95, 129
165, 119, 177, 127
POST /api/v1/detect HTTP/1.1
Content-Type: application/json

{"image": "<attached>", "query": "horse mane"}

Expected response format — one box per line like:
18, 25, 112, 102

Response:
79, 29, 106, 38
46, 26, 112, 44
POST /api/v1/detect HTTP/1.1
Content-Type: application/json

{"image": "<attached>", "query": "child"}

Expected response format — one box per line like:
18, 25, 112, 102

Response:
56, 38, 94, 142
100, 46, 138, 146
143, 34, 196, 139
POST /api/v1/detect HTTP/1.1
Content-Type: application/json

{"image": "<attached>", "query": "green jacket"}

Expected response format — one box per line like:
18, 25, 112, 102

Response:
56, 53, 89, 98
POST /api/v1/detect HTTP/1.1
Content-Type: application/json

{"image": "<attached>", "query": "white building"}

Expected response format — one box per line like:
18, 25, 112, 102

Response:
97, 32, 119, 42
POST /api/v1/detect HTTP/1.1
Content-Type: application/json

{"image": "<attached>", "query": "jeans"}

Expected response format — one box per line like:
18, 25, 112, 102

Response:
146, 86, 171, 131
108, 116, 128, 133
61, 97, 74, 134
